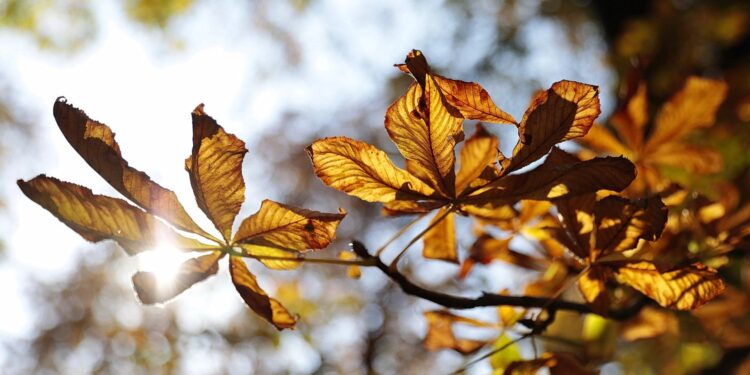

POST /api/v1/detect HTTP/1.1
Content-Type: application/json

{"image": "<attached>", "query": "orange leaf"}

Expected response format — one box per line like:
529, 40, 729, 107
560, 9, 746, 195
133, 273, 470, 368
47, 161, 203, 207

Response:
577, 266, 611, 314
456, 124, 501, 193
385, 78, 463, 196
233, 199, 345, 251
186, 104, 247, 242
52, 98, 215, 241
434, 75, 517, 124
422, 208, 457, 263
503, 80, 600, 173
423, 310, 491, 354
17, 175, 213, 255
229, 256, 296, 330
615, 262, 725, 310
307, 137, 436, 202
132, 251, 223, 304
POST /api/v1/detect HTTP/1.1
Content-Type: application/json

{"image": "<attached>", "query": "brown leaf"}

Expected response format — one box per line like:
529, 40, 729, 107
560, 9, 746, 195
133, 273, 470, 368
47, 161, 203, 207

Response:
307, 137, 436, 202
233, 199, 345, 251
503, 80, 600, 173
456, 124, 501, 193
229, 256, 296, 330
186, 104, 247, 241
385, 77, 463, 196
132, 251, 223, 304
463, 234, 545, 277
422, 208, 457, 263
434, 75, 516, 124
594, 196, 667, 256
611, 81, 648, 150
620, 306, 678, 341
577, 266, 611, 314
647, 77, 728, 148
52, 98, 215, 241
615, 262, 725, 310
468, 149, 635, 205
18, 175, 213, 255
423, 310, 491, 354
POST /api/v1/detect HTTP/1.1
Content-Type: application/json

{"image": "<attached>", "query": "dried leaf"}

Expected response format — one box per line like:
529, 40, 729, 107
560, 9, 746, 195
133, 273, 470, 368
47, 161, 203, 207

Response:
503, 80, 600, 173
186, 104, 247, 241
307, 137, 436, 202
229, 256, 296, 330
233, 199, 345, 251
433, 75, 516, 124
456, 124, 501, 193
18, 175, 212, 255
385, 77, 463, 196
52, 98, 214, 240
578, 266, 611, 314
555, 194, 596, 259
423, 310, 491, 354
133, 251, 223, 304
615, 262, 725, 310
422, 209, 457, 263
594, 195, 667, 256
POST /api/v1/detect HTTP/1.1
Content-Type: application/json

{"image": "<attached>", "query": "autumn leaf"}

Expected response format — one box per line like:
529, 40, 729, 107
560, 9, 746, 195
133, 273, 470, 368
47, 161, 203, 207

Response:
422, 208, 457, 262
229, 256, 296, 329
456, 124, 501, 193
52, 98, 217, 242
17, 175, 213, 254
423, 310, 492, 354
133, 251, 224, 304
186, 104, 247, 242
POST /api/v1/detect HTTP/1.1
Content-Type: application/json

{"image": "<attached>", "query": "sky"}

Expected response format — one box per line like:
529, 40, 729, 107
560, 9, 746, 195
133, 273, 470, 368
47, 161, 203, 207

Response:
0, 1, 616, 373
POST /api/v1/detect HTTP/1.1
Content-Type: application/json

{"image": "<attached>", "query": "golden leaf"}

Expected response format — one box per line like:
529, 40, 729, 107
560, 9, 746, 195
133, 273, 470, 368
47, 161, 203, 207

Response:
503, 80, 600, 173
17, 175, 213, 255
577, 124, 630, 156
422, 208, 457, 263
647, 77, 728, 148
381, 199, 444, 216
648, 143, 723, 174
423, 310, 491, 354
240, 244, 301, 270
615, 262, 725, 310
307, 137, 436, 202
132, 251, 223, 304
233, 199, 345, 251
52, 98, 215, 241
186, 104, 247, 241
594, 196, 667, 256
434, 75, 517, 124
577, 266, 611, 314
229, 256, 296, 330
385, 77, 463, 196
456, 124, 501, 193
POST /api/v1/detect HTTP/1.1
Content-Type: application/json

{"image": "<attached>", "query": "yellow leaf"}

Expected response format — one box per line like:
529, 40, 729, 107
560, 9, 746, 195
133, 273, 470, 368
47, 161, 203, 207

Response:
17, 175, 213, 255
456, 124, 501, 193
240, 244, 301, 270
423, 310, 491, 354
594, 196, 667, 256
503, 80, 600, 173
338, 251, 361, 279
468, 149, 635, 205
52, 98, 215, 241
307, 136, 436, 202
458, 203, 517, 222
385, 77, 463, 196
132, 251, 223, 304
434, 75, 517, 124
229, 256, 296, 330
233, 199, 345, 251
577, 266, 611, 313
186, 104, 247, 242
615, 262, 725, 310
647, 77, 728, 148
422, 209, 457, 263
381, 199, 444, 216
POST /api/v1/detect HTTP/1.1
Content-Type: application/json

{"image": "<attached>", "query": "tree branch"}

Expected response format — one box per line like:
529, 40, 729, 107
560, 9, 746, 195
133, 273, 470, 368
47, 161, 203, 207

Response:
351, 240, 645, 320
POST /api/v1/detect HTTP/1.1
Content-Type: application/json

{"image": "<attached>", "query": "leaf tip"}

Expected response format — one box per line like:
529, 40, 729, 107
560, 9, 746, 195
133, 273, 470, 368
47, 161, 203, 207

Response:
192, 103, 206, 115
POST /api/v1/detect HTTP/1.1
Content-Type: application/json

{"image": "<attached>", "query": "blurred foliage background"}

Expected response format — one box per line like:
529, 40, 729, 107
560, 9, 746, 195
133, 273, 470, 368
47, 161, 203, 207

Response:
1, 0, 749, 374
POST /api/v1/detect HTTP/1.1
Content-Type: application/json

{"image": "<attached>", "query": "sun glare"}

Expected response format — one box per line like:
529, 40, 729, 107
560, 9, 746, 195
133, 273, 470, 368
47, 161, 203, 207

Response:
137, 245, 186, 287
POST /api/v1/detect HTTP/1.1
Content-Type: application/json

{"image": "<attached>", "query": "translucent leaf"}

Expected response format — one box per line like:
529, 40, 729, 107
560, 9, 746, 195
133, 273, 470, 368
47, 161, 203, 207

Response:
307, 137, 436, 202
186, 104, 247, 241
229, 256, 296, 330
594, 195, 667, 256
132, 251, 223, 304
456, 124, 501, 193
422, 209, 457, 263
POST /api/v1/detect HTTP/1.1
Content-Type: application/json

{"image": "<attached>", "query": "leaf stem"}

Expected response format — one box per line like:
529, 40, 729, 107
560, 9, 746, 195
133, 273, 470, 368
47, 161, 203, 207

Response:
374, 213, 428, 256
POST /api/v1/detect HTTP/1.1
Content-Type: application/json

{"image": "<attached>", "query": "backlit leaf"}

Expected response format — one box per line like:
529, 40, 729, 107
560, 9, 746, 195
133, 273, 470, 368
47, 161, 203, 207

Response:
132, 251, 223, 304
18, 175, 212, 255
456, 124, 501, 193
229, 256, 296, 330
434, 75, 517, 124
422, 208, 457, 263
52, 98, 215, 241
307, 137, 436, 202
594, 195, 667, 255
578, 266, 611, 313
615, 262, 725, 310
423, 310, 491, 354
186, 104, 247, 241
233, 199, 345, 251
385, 76, 463, 196
503, 80, 600, 173
648, 143, 723, 174
240, 244, 301, 270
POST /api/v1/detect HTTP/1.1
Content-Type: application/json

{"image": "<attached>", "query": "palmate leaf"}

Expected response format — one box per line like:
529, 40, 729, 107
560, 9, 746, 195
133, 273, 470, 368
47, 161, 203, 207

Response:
21, 99, 345, 330
310, 50, 635, 264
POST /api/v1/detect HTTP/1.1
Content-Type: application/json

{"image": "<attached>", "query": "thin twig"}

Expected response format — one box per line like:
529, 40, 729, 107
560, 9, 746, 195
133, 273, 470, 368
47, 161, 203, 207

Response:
389, 206, 455, 270
375, 213, 427, 256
